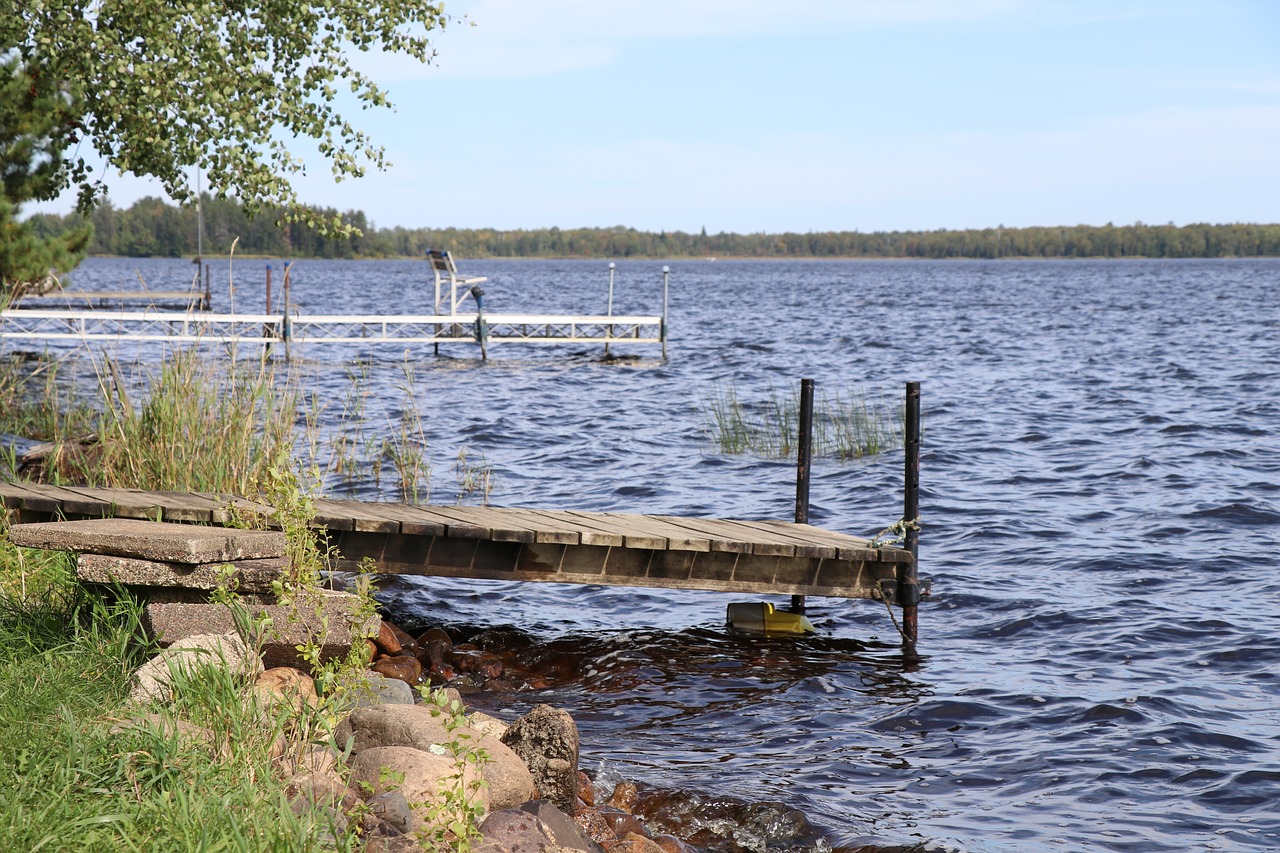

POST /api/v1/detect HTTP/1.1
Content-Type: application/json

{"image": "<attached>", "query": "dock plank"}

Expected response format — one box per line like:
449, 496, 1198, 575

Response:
563, 511, 665, 550
651, 516, 796, 557
311, 499, 400, 534
597, 512, 713, 552
517, 509, 622, 547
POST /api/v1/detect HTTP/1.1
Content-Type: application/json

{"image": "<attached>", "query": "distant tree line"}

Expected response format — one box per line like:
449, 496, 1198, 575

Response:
22, 195, 1280, 260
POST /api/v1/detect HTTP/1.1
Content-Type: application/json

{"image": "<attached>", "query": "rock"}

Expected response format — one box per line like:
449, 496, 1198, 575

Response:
500, 705, 580, 814
7, 518, 285, 562
519, 800, 605, 852
335, 703, 536, 810
572, 806, 616, 847
649, 835, 698, 853
108, 712, 217, 750
482, 802, 605, 853
469, 711, 510, 740
348, 745, 489, 833
338, 673, 418, 710
364, 835, 427, 853
254, 667, 318, 714
577, 771, 595, 806
375, 620, 403, 656
606, 833, 668, 853
607, 782, 639, 814
129, 632, 261, 704
285, 770, 360, 812
600, 809, 648, 839
372, 654, 423, 685
417, 627, 452, 648
386, 621, 420, 654
366, 790, 414, 834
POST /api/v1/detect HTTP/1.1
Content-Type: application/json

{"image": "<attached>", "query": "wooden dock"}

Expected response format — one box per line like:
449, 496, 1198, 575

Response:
0, 483, 912, 604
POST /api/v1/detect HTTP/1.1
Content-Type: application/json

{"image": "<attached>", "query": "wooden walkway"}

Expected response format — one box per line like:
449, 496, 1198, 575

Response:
0, 483, 912, 603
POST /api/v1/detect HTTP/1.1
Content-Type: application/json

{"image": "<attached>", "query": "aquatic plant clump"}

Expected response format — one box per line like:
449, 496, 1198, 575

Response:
700, 381, 902, 460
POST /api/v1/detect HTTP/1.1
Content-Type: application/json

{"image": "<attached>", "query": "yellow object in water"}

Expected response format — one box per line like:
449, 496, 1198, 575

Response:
726, 602, 816, 635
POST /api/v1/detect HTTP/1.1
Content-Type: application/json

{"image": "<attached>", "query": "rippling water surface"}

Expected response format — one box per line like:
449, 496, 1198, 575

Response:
51, 257, 1280, 851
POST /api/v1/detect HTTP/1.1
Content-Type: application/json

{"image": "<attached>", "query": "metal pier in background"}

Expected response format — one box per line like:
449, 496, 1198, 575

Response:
0, 258, 670, 359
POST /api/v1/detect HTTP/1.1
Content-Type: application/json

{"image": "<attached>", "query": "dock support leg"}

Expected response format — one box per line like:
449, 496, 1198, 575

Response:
900, 380, 921, 657
660, 266, 669, 361
791, 377, 814, 613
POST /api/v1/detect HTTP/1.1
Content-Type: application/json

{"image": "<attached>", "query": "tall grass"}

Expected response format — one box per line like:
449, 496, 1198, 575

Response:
701, 381, 903, 460
0, 546, 354, 851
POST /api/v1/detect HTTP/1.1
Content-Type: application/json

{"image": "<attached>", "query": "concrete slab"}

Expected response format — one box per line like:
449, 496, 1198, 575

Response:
8, 518, 285, 563
142, 589, 379, 669
77, 553, 284, 593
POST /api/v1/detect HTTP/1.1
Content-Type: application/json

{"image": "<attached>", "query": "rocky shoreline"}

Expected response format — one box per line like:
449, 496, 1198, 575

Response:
131, 618, 734, 853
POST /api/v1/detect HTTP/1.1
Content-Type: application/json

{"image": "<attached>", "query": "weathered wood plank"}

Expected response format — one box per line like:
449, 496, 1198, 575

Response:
62, 487, 166, 521
9, 483, 106, 516
654, 515, 827, 557
146, 490, 223, 523
310, 499, 400, 534
405, 506, 494, 540
355, 503, 445, 536
0, 482, 29, 510
483, 507, 580, 545
650, 516, 796, 557
704, 517, 838, 559
754, 520, 912, 562
563, 510, 657, 548
597, 512, 713, 552
519, 510, 623, 547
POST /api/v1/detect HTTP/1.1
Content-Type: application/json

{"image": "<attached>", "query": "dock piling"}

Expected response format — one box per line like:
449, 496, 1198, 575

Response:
899, 380, 922, 657
661, 266, 670, 360
791, 377, 815, 613
605, 263, 616, 358
471, 285, 489, 361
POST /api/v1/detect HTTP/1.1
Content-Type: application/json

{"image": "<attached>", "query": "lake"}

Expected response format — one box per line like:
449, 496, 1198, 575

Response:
32, 255, 1280, 851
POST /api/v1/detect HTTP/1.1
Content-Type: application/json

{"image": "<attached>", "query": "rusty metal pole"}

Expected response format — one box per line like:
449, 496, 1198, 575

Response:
265, 263, 273, 314
791, 377, 815, 613
899, 381, 921, 656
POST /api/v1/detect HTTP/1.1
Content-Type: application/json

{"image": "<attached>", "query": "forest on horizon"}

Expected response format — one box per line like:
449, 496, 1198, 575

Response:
23, 195, 1280, 261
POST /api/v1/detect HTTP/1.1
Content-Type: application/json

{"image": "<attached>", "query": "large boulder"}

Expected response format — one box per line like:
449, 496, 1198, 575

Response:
348, 745, 490, 833
129, 632, 262, 704
336, 703, 537, 810
500, 705, 580, 814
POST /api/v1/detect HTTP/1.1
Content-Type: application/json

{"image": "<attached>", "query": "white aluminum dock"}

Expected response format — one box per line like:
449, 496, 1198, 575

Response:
1, 259, 669, 358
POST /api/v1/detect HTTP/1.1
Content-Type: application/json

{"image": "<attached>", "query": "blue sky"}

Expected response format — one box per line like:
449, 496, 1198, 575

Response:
30, 0, 1280, 232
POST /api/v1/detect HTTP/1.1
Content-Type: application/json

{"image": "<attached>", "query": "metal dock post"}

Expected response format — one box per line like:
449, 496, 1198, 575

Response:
791, 377, 815, 613
605, 262, 615, 358
900, 380, 922, 657
661, 265, 669, 360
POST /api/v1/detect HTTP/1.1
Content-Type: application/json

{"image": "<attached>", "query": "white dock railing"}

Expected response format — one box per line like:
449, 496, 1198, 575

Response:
2, 264, 672, 359
0, 309, 664, 348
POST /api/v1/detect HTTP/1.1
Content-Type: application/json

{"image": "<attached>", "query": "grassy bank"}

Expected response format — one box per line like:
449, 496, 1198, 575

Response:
0, 543, 353, 851
0, 351, 362, 850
